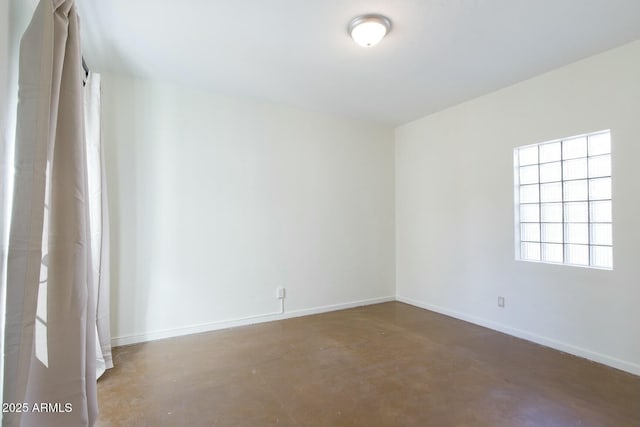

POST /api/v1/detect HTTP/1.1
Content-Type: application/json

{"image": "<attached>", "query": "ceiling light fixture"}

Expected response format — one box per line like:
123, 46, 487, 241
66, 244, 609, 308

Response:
348, 14, 392, 48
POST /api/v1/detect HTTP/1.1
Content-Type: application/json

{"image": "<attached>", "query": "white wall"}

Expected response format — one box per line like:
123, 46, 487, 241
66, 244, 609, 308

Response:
396, 40, 640, 375
102, 73, 395, 344
1, 0, 12, 273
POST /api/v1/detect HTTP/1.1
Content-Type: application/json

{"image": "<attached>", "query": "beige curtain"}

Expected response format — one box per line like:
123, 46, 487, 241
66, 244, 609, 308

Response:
3, 0, 101, 425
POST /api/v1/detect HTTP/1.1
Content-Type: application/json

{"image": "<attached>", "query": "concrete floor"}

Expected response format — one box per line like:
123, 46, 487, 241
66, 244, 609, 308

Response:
96, 302, 640, 426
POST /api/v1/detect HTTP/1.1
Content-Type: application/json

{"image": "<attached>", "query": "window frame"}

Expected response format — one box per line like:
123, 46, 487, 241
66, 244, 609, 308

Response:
513, 130, 613, 270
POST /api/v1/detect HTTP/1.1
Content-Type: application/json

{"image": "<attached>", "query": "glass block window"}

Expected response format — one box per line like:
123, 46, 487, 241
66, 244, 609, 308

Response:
514, 130, 612, 269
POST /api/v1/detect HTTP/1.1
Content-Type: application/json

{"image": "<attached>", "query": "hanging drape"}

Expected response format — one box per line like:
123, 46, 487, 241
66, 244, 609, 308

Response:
83, 72, 113, 379
2, 0, 108, 425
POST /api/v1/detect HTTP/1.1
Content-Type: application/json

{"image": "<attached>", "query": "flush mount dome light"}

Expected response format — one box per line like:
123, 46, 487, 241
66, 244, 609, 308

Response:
348, 14, 392, 47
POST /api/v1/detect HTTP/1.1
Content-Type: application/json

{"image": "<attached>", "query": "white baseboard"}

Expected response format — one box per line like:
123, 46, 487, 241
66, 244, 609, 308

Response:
111, 295, 395, 347
112, 294, 640, 377
396, 295, 640, 376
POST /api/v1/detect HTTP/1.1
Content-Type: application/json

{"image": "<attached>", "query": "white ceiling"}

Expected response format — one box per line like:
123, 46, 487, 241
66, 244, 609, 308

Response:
79, 0, 640, 125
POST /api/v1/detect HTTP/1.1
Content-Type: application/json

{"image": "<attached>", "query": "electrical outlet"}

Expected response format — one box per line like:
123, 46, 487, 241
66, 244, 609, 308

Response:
276, 287, 286, 299
498, 296, 505, 308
